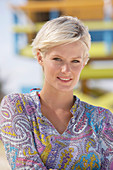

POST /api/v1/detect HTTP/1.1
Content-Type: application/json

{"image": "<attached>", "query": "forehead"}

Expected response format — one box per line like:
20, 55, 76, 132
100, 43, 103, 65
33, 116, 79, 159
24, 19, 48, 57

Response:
46, 41, 87, 58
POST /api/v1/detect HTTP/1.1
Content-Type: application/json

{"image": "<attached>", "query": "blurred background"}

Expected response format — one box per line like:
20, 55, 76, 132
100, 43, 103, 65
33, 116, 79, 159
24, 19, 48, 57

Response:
0, 0, 113, 169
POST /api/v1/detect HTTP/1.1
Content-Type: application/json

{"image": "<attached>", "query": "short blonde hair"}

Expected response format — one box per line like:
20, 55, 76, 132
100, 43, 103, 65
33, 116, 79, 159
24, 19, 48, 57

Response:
32, 16, 91, 59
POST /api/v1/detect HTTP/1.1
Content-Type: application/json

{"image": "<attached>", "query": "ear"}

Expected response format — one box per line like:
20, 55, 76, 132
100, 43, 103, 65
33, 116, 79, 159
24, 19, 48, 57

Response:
37, 51, 43, 66
83, 56, 89, 67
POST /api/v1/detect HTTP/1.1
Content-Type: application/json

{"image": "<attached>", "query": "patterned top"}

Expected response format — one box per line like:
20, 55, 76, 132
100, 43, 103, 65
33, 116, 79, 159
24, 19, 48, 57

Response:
0, 91, 113, 170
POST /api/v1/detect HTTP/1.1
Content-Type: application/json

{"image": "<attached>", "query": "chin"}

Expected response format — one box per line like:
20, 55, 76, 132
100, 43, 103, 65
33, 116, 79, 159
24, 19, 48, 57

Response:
56, 85, 74, 92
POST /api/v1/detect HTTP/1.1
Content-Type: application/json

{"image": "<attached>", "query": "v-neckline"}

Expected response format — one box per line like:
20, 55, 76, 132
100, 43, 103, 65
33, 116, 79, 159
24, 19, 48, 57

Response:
42, 114, 71, 135
30, 91, 78, 135
39, 104, 73, 135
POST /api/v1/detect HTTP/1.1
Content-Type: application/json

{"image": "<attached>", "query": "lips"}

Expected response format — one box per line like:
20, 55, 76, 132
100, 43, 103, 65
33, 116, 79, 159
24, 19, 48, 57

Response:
57, 77, 72, 82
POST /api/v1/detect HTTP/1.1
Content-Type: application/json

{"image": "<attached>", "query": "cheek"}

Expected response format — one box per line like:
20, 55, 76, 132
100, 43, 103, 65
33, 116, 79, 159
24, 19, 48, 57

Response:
44, 62, 59, 75
72, 65, 83, 74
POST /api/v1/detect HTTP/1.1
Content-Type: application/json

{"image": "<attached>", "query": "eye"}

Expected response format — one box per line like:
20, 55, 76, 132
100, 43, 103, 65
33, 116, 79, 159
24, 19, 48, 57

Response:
53, 57, 62, 61
72, 60, 80, 63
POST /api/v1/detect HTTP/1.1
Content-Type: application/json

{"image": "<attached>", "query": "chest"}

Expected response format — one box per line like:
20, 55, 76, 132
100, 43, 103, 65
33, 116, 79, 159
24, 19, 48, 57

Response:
33, 117, 101, 169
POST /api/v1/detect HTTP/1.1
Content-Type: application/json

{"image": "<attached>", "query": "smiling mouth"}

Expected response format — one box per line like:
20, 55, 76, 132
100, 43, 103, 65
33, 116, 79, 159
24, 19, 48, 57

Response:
57, 77, 72, 82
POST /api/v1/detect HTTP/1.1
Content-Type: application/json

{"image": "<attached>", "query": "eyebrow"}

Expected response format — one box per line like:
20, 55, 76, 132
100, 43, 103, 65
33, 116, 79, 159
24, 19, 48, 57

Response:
71, 56, 82, 59
52, 54, 82, 59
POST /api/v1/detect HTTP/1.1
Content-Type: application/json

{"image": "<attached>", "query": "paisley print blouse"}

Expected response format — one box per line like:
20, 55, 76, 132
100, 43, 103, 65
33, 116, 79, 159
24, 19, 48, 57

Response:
0, 91, 113, 170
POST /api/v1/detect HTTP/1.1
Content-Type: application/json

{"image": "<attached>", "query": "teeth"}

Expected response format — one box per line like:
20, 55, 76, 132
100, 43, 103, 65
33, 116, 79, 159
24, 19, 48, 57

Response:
59, 78, 70, 81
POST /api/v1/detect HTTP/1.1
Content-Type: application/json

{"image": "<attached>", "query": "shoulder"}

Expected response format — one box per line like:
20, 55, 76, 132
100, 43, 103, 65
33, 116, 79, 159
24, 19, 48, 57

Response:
0, 93, 23, 112
1, 92, 28, 108
79, 98, 112, 117
0, 92, 39, 116
76, 97, 113, 132
1, 91, 39, 105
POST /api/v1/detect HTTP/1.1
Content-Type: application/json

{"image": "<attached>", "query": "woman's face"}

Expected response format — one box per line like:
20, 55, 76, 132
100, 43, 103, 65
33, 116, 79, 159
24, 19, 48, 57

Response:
38, 41, 88, 92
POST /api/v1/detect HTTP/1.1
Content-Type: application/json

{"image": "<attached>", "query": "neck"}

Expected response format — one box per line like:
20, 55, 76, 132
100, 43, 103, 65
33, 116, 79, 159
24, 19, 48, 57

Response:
40, 85, 74, 111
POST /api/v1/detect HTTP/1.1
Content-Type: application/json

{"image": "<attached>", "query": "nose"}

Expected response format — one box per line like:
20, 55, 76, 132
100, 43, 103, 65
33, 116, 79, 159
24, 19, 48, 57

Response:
61, 63, 71, 73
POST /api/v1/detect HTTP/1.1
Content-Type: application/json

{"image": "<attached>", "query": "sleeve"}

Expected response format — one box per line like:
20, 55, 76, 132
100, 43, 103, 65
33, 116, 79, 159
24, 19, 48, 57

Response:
99, 109, 113, 169
0, 94, 48, 170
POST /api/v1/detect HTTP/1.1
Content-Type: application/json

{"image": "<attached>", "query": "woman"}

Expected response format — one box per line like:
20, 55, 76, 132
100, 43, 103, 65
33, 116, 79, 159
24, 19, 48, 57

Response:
0, 16, 113, 170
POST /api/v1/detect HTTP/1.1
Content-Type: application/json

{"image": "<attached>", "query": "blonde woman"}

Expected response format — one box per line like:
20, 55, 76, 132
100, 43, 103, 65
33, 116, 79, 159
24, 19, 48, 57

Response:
0, 16, 113, 170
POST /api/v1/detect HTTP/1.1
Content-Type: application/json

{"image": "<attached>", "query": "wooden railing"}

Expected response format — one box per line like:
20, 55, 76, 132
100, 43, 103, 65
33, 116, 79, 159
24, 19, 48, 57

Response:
10, 0, 104, 20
